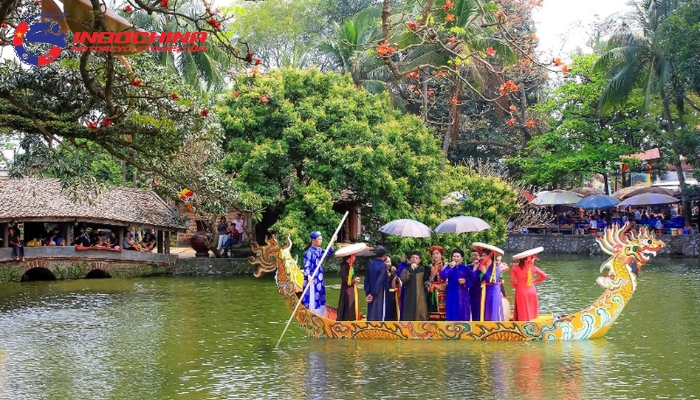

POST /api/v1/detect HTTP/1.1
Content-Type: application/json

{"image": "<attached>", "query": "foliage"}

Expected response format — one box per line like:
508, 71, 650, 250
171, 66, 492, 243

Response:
512, 54, 659, 189
228, 0, 328, 69
0, 0, 250, 214
219, 68, 517, 256
659, 0, 700, 94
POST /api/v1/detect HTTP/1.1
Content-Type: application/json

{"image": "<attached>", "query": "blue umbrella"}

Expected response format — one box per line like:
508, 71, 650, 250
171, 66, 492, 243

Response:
574, 195, 620, 210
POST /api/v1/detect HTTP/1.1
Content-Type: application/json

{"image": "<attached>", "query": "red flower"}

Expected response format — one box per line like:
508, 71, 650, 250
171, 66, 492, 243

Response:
495, 11, 504, 18
208, 18, 221, 29
375, 40, 395, 57
526, 119, 536, 127
445, 13, 455, 22
486, 47, 496, 57
170, 93, 179, 100
254, 58, 261, 66
130, 77, 141, 87
562, 65, 569, 73
252, 69, 259, 76
509, 105, 516, 112
406, 21, 417, 30
405, 71, 419, 79
160, 0, 168, 7
101, 117, 113, 128
553, 57, 562, 66
87, 121, 98, 131
427, 89, 434, 96
123, 5, 133, 13
200, 109, 209, 117
443, 1, 454, 10
451, 96, 458, 105
507, 118, 515, 126
234, 90, 240, 97
437, 70, 446, 77
244, 52, 253, 63
260, 95, 269, 103
499, 80, 518, 95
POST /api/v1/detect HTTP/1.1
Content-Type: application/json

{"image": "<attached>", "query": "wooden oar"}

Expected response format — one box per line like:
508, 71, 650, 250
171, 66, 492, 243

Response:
275, 211, 349, 348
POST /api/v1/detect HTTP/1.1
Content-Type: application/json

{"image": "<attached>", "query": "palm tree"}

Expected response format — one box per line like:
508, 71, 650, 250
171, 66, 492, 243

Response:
318, 6, 389, 93
595, 0, 691, 223
129, 3, 231, 93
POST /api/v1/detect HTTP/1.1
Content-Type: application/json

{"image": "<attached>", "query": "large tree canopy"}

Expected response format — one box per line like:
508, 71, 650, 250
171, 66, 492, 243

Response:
218, 68, 517, 253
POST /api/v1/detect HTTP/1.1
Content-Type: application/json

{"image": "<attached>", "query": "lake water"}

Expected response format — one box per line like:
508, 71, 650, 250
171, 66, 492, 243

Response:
0, 255, 699, 399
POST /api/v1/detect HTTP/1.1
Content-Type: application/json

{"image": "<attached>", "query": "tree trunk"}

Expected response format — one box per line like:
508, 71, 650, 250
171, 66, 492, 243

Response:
421, 73, 429, 124
442, 75, 462, 157
660, 86, 691, 226
201, 218, 222, 258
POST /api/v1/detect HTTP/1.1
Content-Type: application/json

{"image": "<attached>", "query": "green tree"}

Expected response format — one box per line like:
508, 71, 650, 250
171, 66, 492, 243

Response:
218, 68, 517, 254
513, 54, 659, 190
595, 0, 694, 223
228, 0, 328, 69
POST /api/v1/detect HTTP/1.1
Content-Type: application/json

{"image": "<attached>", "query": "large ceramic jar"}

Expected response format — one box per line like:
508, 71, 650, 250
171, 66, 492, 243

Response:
190, 231, 210, 257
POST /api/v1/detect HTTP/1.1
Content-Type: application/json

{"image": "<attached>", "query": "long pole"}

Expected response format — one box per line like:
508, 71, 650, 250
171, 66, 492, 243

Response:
275, 211, 349, 348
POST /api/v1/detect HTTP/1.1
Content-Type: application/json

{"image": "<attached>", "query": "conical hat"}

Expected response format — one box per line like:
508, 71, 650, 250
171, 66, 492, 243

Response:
512, 246, 544, 260
334, 243, 369, 257
471, 242, 504, 256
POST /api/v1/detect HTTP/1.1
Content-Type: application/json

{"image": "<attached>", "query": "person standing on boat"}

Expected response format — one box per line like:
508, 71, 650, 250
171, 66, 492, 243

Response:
468, 249, 482, 321
426, 245, 448, 320
335, 243, 368, 321
385, 255, 401, 320
475, 243, 505, 321
510, 247, 548, 321
440, 248, 472, 321
399, 251, 429, 321
302, 231, 336, 317
365, 246, 389, 321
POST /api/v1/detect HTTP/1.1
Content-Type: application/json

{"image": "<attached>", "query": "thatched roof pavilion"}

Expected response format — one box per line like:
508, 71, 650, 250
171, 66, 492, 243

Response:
0, 178, 185, 255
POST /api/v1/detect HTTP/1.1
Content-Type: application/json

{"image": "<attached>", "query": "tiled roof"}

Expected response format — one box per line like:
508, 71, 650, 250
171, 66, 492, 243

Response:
0, 178, 185, 230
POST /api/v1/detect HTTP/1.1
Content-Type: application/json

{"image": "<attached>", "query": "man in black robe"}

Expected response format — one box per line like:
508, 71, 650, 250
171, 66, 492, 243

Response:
365, 246, 388, 321
399, 251, 429, 321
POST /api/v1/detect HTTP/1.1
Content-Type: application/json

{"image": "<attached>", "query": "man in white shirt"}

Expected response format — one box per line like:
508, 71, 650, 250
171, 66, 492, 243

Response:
232, 213, 245, 244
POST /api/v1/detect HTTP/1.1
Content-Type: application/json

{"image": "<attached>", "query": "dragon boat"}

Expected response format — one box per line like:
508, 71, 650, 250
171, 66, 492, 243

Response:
250, 223, 664, 340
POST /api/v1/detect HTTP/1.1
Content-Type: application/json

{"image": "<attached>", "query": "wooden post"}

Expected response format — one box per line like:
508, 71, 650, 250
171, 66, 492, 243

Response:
157, 230, 164, 253
67, 223, 75, 247
118, 227, 124, 248
1, 223, 7, 247
164, 231, 171, 254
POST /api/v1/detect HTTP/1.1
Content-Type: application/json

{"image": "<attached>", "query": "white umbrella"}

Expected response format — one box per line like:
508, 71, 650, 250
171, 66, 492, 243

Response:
379, 219, 434, 238
530, 190, 582, 206
435, 216, 491, 234
618, 193, 680, 207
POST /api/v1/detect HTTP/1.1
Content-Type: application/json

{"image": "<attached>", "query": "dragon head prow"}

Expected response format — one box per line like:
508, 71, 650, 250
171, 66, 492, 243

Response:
596, 222, 665, 275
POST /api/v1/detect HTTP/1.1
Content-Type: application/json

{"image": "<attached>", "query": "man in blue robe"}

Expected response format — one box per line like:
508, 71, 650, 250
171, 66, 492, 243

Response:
440, 248, 473, 321
365, 246, 388, 321
302, 231, 335, 317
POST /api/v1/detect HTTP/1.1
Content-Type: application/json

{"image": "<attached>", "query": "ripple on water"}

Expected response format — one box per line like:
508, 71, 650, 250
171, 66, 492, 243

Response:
0, 262, 700, 399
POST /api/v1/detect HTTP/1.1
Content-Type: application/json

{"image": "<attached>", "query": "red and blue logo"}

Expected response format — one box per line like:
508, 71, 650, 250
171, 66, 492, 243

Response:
13, 13, 67, 67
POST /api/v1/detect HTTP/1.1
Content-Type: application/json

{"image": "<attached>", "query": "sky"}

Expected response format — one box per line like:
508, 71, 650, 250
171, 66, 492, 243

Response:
532, 0, 630, 59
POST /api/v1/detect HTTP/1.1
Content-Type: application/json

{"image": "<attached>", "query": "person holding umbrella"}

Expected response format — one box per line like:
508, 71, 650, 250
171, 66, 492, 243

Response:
302, 231, 336, 317
510, 247, 548, 321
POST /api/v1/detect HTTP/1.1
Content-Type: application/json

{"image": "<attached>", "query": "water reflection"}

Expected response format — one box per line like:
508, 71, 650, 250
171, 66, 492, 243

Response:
0, 256, 699, 399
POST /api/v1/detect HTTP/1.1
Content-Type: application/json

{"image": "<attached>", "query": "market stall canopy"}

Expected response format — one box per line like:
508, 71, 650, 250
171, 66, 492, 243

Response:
611, 186, 674, 200
574, 195, 620, 210
530, 190, 582, 206
618, 193, 680, 207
